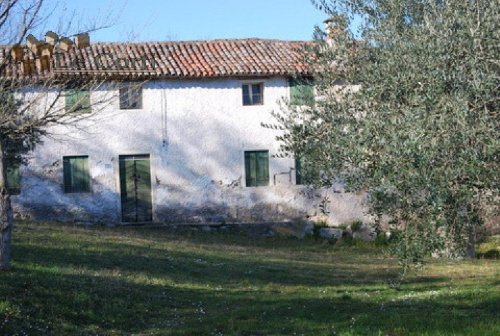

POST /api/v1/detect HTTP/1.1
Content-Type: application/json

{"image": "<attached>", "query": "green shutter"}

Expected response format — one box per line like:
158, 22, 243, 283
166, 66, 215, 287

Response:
290, 78, 314, 106
63, 157, 72, 193
256, 151, 269, 186
73, 157, 90, 192
245, 151, 269, 187
245, 151, 255, 186
120, 158, 137, 222
6, 164, 20, 195
66, 90, 91, 113
63, 156, 90, 193
135, 158, 152, 222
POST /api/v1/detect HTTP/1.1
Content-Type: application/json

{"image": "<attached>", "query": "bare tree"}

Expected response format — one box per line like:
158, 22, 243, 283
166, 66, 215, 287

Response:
0, 0, 120, 270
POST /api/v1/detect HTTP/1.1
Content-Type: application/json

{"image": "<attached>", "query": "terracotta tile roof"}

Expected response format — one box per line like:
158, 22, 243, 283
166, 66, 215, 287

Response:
0, 39, 312, 80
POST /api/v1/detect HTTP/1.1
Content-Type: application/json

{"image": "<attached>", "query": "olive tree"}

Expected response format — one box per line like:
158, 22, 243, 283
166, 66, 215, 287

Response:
274, 0, 499, 273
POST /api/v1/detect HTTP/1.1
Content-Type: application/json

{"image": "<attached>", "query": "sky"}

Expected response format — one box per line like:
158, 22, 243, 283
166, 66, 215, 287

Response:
38, 0, 331, 42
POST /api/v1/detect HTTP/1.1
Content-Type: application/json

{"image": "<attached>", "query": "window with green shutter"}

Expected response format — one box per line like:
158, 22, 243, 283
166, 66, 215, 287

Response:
295, 156, 315, 185
119, 85, 143, 109
66, 89, 91, 114
63, 156, 90, 193
6, 164, 20, 195
245, 150, 269, 187
289, 78, 314, 106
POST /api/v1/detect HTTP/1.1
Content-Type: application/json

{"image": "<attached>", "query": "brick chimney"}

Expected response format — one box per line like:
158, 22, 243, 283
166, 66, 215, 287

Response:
17, 31, 90, 74
324, 16, 347, 46
10, 45, 24, 61
40, 43, 54, 57
21, 59, 35, 75
35, 55, 50, 72
26, 34, 43, 55
59, 37, 74, 51
45, 31, 59, 45
75, 33, 90, 49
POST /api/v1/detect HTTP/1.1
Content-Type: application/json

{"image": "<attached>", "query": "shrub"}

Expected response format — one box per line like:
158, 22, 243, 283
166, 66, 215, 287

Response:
375, 232, 389, 246
350, 220, 363, 232
312, 220, 328, 239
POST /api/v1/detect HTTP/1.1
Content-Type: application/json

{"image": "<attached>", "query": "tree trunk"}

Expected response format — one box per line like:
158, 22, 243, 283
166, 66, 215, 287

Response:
466, 220, 476, 259
465, 203, 481, 259
0, 139, 13, 271
466, 228, 476, 259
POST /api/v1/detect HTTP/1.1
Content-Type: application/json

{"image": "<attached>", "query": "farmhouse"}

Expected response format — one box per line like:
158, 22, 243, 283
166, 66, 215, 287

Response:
2, 33, 368, 225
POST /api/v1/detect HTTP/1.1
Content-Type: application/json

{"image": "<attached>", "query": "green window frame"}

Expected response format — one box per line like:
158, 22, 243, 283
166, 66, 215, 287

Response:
66, 89, 91, 114
119, 85, 143, 109
242, 83, 264, 106
289, 78, 314, 106
295, 156, 315, 185
63, 156, 90, 193
6, 164, 20, 195
245, 150, 269, 187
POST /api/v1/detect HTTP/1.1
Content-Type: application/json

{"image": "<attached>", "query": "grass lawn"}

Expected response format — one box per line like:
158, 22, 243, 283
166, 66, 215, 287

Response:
0, 222, 498, 335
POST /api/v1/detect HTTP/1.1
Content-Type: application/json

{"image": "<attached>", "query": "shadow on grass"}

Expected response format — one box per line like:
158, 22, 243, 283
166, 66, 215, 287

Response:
13, 241, 400, 288
1, 222, 498, 335
1, 265, 498, 336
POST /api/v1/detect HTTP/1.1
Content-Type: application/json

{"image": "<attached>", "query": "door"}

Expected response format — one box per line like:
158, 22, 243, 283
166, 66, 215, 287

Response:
119, 154, 152, 222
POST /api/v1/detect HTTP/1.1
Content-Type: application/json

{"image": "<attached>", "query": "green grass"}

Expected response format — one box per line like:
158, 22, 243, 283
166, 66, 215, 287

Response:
0, 222, 499, 335
477, 235, 500, 259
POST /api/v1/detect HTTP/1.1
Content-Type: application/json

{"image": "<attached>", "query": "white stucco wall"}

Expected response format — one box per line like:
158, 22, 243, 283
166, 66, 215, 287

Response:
11, 76, 369, 225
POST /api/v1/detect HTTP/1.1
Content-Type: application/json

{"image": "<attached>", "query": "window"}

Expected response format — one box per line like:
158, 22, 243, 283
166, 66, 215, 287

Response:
6, 164, 20, 195
245, 150, 269, 187
66, 89, 91, 114
289, 78, 314, 106
295, 156, 315, 185
119, 85, 143, 109
242, 83, 263, 106
63, 156, 90, 193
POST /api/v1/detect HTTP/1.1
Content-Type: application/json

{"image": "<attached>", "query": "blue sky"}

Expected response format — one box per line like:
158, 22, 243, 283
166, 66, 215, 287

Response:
40, 0, 330, 42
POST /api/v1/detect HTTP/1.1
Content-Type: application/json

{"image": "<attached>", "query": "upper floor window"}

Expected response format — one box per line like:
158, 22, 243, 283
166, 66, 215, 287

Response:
66, 89, 91, 114
63, 156, 90, 193
289, 78, 314, 106
119, 85, 143, 109
242, 83, 263, 106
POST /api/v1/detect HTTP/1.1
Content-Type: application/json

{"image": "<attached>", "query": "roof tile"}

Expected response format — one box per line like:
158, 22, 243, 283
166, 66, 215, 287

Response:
1, 38, 312, 80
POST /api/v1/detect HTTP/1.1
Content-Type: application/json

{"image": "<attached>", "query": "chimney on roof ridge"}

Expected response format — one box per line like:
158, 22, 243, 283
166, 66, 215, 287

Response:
40, 43, 54, 57
59, 37, 73, 51
26, 34, 37, 47
11, 44, 24, 61
26, 34, 43, 55
324, 16, 347, 45
35, 55, 50, 72
75, 33, 90, 49
45, 31, 59, 45
21, 59, 35, 75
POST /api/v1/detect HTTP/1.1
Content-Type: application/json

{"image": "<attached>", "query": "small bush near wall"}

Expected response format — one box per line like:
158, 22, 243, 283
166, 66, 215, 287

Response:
312, 220, 328, 239
350, 220, 363, 232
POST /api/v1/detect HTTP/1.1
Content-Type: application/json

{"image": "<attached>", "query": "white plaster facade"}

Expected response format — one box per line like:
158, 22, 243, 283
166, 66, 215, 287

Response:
11, 76, 369, 225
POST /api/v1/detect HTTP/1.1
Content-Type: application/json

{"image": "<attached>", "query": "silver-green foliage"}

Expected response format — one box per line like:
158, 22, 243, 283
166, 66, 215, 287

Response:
275, 0, 499, 269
